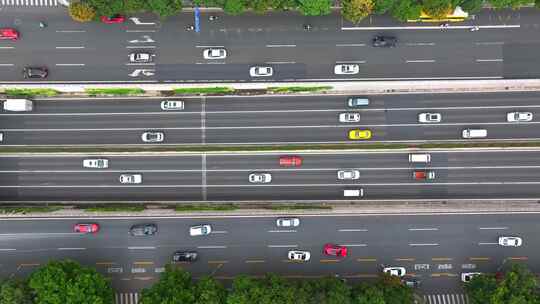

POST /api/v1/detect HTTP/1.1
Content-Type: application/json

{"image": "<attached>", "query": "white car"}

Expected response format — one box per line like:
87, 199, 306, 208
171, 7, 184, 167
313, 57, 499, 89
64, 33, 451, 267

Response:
161, 100, 184, 110
461, 272, 482, 283
418, 113, 442, 123
129, 52, 154, 63
498, 236, 522, 247
249, 66, 273, 77
383, 267, 406, 277
288, 250, 310, 261
337, 169, 360, 180
334, 64, 359, 75
83, 158, 109, 169
249, 173, 272, 184
276, 217, 300, 227
189, 224, 212, 236
119, 174, 142, 184
507, 112, 533, 122
339, 113, 361, 123
141, 132, 164, 143
203, 48, 227, 60
0, 132, 3, 143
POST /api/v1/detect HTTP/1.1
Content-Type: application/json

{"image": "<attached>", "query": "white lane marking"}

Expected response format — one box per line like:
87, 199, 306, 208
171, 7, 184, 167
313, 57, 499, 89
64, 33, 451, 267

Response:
338, 229, 368, 232
202, 154, 207, 201
340, 244, 367, 247
476, 59, 503, 62
55, 63, 85, 66
125, 63, 155, 66
265, 61, 296, 64
406, 59, 436, 63
55, 46, 85, 49
336, 43, 365, 47
335, 60, 366, 64
342, 24, 520, 30
479, 227, 508, 230
197, 245, 227, 249
0, 233, 74, 236
58, 247, 86, 250
56, 30, 86, 33
268, 244, 297, 248
268, 230, 297, 233
266, 44, 296, 48
201, 97, 206, 143
0, 248, 16, 251
0, 47, 15, 49
195, 45, 225, 48
0, 64, 14, 66
478, 242, 498, 245
127, 246, 156, 250
126, 46, 156, 49
126, 30, 157, 33
211, 230, 228, 234
409, 243, 439, 246
195, 62, 226, 65
405, 42, 435, 46
476, 41, 504, 45
408, 228, 439, 231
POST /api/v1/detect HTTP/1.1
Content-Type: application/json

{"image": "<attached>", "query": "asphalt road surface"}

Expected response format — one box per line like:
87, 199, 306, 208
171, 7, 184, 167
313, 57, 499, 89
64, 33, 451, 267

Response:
0, 213, 536, 295
2, 92, 540, 146
0, 8, 537, 82
3, 149, 540, 201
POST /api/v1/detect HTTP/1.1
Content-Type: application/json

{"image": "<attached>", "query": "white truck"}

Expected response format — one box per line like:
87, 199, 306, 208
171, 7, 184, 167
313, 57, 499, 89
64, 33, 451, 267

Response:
3, 99, 33, 112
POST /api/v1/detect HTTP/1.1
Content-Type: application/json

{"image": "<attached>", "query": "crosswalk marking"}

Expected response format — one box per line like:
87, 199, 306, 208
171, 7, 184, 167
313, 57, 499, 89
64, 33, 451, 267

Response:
424, 293, 469, 304
116, 293, 139, 304
1, 0, 58, 7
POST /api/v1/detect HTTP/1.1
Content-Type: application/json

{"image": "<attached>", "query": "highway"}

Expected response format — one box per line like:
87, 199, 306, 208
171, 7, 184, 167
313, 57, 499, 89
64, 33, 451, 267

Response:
0, 8, 537, 82
2, 92, 540, 146
1, 213, 537, 296
3, 149, 540, 201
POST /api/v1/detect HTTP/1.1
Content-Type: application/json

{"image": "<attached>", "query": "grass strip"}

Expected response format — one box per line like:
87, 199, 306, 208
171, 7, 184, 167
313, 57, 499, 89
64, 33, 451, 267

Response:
264, 204, 332, 210
175, 204, 238, 212
85, 88, 145, 96
0, 206, 63, 214
4, 88, 60, 97
267, 86, 333, 93
83, 204, 145, 212
172, 87, 235, 95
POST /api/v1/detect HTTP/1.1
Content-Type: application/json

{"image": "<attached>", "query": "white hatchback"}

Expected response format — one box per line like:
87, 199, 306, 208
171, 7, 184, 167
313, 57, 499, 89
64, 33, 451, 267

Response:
337, 169, 360, 180
189, 224, 212, 236
249, 173, 272, 184
507, 112, 533, 122
276, 218, 300, 227
141, 132, 164, 143
288, 250, 310, 261
203, 48, 227, 59
498, 236, 522, 247
119, 174, 142, 184
161, 100, 184, 111
418, 113, 442, 123
383, 267, 406, 277
249, 66, 273, 77
339, 113, 361, 123
83, 158, 109, 169
334, 64, 359, 75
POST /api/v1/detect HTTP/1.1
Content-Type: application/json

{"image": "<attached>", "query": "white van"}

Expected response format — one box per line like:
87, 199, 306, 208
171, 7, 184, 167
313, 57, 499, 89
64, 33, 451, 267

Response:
343, 189, 364, 198
3, 99, 33, 112
409, 153, 431, 163
462, 129, 487, 139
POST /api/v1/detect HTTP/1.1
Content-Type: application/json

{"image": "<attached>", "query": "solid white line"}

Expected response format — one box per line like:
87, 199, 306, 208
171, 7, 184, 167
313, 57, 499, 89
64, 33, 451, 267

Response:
55, 64, 85, 66
197, 245, 227, 249
0, 47, 15, 49
58, 247, 86, 250
56, 30, 86, 33
265, 61, 296, 64
406, 60, 435, 63
341, 25, 520, 30
336, 43, 365, 47
405, 42, 435, 46
409, 243, 438, 246
268, 244, 297, 248
55, 46, 85, 49
125, 63, 155, 66
478, 242, 498, 245
0, 64, 14, 66
336, 60, 366, 64
126, 46, 156, 49
212, 230, 228, 234
0, 248, 16, 251
195, 62, 226, 65
476, 59, 503, 62
340, 244, 367, 247
202, 154, 207, 201
408, 228, 439, 231
195, 45, 225, 48
475, 42, 504, 45
338, 229, 368, 232
268, 230, 297, 233
266, 44, 296, 48
126, 30, 157, 33
479, 227, 508, 230
127, 246, 156, 250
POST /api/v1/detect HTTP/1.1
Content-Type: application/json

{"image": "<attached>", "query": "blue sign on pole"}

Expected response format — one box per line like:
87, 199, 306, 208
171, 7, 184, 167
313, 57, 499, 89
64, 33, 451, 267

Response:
194, 7, 200, 33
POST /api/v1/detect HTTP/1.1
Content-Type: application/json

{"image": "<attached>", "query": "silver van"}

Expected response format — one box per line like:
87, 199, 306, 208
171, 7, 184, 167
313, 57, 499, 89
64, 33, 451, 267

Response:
347, 97, 370, 107
409, 153, 431, 163
343, 189, 364, 198
462, 129, 487, 139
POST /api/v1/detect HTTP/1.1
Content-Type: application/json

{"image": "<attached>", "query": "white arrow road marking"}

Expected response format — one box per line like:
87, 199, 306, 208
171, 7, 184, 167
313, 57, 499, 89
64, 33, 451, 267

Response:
128, 69, 155, 77
128, 35, 155, 43
130, 17, 156, 25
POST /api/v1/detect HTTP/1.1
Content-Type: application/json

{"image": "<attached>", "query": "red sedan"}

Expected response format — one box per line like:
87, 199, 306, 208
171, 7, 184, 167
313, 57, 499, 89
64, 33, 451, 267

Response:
100, 15, 126, 24
0, 28, 19, 41
279, 155, 303, 167
323, 243, 348, 257
74, 223, 100, 233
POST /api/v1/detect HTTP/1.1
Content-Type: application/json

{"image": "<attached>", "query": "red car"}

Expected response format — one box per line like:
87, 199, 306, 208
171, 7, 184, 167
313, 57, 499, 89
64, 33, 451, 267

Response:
0, 28, 19, 41
279, 155, 303, 167
74, 223, 99, 233
100, 14, 126, 24
323, 243, 348, 257
413, 170, 435, 180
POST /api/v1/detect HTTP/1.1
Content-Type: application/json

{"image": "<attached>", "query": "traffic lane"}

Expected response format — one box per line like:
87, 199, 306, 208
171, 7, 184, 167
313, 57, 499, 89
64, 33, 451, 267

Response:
444, 150, 540, 167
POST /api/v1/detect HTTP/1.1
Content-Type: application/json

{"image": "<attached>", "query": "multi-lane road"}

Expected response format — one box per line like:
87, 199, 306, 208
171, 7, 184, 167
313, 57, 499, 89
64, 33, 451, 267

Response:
3, 149, 540, 201
1, 92, 540, 146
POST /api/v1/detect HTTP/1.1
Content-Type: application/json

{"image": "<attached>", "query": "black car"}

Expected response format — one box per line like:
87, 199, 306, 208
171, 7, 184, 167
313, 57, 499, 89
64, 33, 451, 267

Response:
372, 36, 397, 48
172, 251, 198, 262
23, 67, 48, 79
129, 224, 158, 236
401, 276, 421, 288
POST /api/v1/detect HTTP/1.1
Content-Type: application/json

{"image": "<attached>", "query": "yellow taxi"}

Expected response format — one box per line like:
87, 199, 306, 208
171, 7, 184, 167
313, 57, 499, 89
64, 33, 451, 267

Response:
348, 129, 372, 140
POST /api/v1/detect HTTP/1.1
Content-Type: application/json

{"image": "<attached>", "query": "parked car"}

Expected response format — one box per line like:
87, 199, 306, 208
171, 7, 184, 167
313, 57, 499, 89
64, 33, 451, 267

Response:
249, 173, 272, 183
83, 158, 109, 169
119, 174, 142, 184
498, 236, 522, 247
288, 250, 310, 261
418, 112, 442, 123
276, 217, 300, 227
74, 223, 99, 233
23, 67, 48, 79
203, 48, 227, 59
337, 169, 360, 180
160, 100, 184, 110
461, 272, 482, 283
189, 224, 212, 236
279, 155, 303, 167
0, 28, 19, 40
339, 112, 361, 123
383, 267, 406, 277
141, 131, 164, 143
507, 112, 533, 122
100, 15, 126, 24
249, 66, 273, 77
129, 224, 158, 236
372, 35, 397, 47
334, 64, 359, 75
172, 251, 198, 262
323, 244, 348, 257
413, 170, 435, 180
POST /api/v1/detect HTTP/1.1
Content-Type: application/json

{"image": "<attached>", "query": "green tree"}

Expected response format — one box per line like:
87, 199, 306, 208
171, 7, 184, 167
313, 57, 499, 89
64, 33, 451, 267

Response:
250, 0, 273, 13
140, 265, 195, 304
223, 0, 247, 15
69, 2, 96, 22
536, 0, 540, 8
342, 0, 374, 23
226, 275, 262, 304
352, 283, 386, 304
146, 0, 183, 18
390, 0, 422, 21
0, 279, 33, 304
488, 0, 529, 8
194, 276, 226, 304
124, 0, 150, 13
422, 0, 453, 18
298, 0, 332, 15
372, 0, 395, 13
377, 274, 414, 304
84, 0, 124, 17
28, 259, 113, 304
459, 0, 483, 13
270, 0, 298, 10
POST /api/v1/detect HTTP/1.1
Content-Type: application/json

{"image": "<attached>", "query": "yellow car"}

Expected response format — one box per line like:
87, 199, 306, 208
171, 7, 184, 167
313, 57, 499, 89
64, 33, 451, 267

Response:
348, 129, 372, 140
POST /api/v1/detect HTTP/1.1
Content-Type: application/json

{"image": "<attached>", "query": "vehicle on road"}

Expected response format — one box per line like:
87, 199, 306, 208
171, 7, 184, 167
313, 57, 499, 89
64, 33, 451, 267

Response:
323, 243, 348, 257
498, 236, 522, 247
0, 28, 19, 40
249, 66, 273, 77
401, 277, 421, 288
101, 15, 126, 24
372, 35, 397, 47
461, 272, 482, 283
383, 267, 406, 277
409, 153, 431, 163
119, 174, 142, 184
418, 112, 442, 123
83, 158, 109, 169
3, 99, 33, 112
347, 97, 370, 107
129, 224, 158, 236
189, 224, 212, 236
462, 128, 487, 139
337, 169, 360, 180
129, 52, 154, 63
141, 131, 164, 143
276, 217, 300, 227
74, 223, 99, 233
279, 155, 302, 167
0, 132, 3, 143
288, 250, 310, 261
348, 129, 372, 140
343, 189, 364, 197
334, 64, 359, 75
23, 67, 48, 79
160, 100, 184, 110
413, 170, 435, 180
249, 172, 272, 183
203, 48, 227, 59
507, 112, 533, 122
173, 251, 198, 262
339, 112, 361, 122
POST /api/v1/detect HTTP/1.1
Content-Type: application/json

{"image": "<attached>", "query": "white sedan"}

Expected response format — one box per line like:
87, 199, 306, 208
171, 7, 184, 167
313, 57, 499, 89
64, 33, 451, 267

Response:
498, 236, 522, 247
189, 224, 212, 236
83, 158, 109, 169
141, 132, 164, 143
276, 217, 300, 227
461, 272, 482, 283
203, 48, 227, 59
249, 173, 272, 184
334, 64, 359, 75
119, 174, 142, 184
337, 169, 360, 180
418, 113, 442, 123
383, 267, 406, 277
507, 112, 533, 122
161, 100, 184, 110
288, 250, 310, 261
249, 66, 273, 77
129, 52, 154, 63
339, 113, 361, 123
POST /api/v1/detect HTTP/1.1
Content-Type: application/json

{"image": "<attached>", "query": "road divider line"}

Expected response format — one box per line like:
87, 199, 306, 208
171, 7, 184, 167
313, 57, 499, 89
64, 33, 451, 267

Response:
0, 63, 14, 66
96, 262, 115, 265
57, 247, 86, 250
478, 242, 498, 245
335, 60, 366, 64
469, 257, 490, 261
211, 230, 228, 234
479, 227, 508, 230
338, 229, 368, 232
0, 47, 14, 49
508, 257, 528, 260
266, 44, 296, 48
340, 244, 367, 247
134, 276, 154, 281
408, 228, 439, 231
432, 257, 452, 261
409, 243, 438, 246
268, 230, 297, 233
320, 259, 340, 263
197, 245, 227, 249
395, 258, 415, 261
0, 248, 16, 251
265, 61, 296, 64
55, 46, 85, 49
405, 42, 435, 46
336, 43, 365, 47
125, 63, 155, 66
126, 30, 157, 33
19, 263, 39, 267
406, 60, 436, 63
128, 246, 156, 250
56, 30, 86, 33
431, 273, 458, 277
245, 260, 265, 263
208, 260, 229, 264
202, 153, 207, 201
196, 45, 225, 48
476, 59, 503, 62
475, 41, 504, 45
126, 46, 156, 49
55, 63, 85, 66
357, 258, 377, 262
133, 261, 154, 265
342, 24, 520, 30
268, 244, 297, 248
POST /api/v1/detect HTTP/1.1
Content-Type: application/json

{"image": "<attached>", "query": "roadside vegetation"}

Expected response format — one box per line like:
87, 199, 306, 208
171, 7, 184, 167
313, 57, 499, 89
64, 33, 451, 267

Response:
175, 203, 239, 211
172, 87, 235, 95
3, 88, 59, 97
85, 88, 145, 96
0, 205, 62, 214
83, 204, 146, 212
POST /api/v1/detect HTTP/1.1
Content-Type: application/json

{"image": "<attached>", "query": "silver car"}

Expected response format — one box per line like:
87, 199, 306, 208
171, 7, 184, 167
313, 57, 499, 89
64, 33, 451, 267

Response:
249, 173, 272, 183
498, 236, 522, 247
249, 66, 273, 77
129, 52, 154, 63
83, 158, 109, 169
334, 64, 359, 75
288, 250, 310, 261
141, 132, 164, 143
119, 174, 142, 184
339, 113, 361, 123
418, 113, 442, 123
189, 224, 212, 236
161, 100, 184, 110
276, 218, 300, 227
203, 48, 227, 59
507, 112, 532, 122
337, 169, 360, 180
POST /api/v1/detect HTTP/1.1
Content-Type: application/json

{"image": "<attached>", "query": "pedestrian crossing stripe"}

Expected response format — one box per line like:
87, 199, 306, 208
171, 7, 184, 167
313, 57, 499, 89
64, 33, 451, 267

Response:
116, 293, 139, 304
1, 0, 58, 6
423, 293, 469, 304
